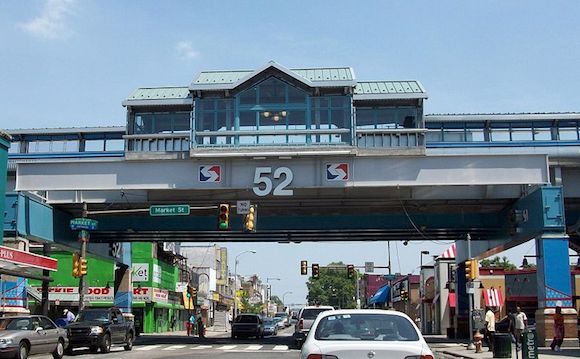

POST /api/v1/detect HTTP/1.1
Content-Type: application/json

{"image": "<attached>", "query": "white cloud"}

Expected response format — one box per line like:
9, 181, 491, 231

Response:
18, 0, 76, 40
176, 41, 199, 60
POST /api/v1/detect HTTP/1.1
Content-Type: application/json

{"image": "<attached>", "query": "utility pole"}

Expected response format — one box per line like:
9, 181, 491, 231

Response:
78, 202, 88, 312
466, 233, 475, 350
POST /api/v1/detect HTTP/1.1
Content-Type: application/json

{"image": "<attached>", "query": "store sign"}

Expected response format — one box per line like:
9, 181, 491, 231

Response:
132, 263, 149, 282
32, 287, 113, 302
132, 287, 168, 303
175, 282, 187, 293
152, 264, 161, 284
152, 288, 168, 303
0, 245, 58, 271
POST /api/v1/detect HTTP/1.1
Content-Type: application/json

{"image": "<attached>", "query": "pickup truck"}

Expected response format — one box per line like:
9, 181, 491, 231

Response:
65, 308, 134, 354
231, 314, 264, 339
293, 305, 334, 347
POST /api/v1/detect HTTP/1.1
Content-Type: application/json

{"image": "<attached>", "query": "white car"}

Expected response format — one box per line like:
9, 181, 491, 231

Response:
300, 309, 434, 359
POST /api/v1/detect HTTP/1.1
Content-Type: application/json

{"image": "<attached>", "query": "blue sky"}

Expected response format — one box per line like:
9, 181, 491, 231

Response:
1, 1, 579, 305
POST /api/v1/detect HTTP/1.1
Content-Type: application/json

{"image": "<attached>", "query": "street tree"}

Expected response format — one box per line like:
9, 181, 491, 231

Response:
480, 256, 517, 270
306, 261, 357, 308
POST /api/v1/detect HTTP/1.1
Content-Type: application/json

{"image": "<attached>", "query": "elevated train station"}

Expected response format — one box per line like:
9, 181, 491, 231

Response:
2, 61, 580, 344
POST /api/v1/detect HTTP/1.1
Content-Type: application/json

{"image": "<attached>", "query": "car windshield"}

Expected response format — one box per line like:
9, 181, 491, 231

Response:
235, 315, 258, 324
302, 308, 332, 320
274, 313, 286, 318
314, 313, 420, 342
77, 311, 109, 322
263, 319, 274, 325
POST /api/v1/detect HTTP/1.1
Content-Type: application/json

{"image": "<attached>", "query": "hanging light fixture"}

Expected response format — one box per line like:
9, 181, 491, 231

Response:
262, 111, 288, 122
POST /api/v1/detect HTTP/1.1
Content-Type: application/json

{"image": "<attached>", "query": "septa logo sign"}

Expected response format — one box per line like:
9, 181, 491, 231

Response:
326, 163, 349, 181
199, 165, 221, 182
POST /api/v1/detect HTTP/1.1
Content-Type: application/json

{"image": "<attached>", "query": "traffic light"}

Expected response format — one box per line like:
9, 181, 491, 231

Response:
312, 263, 320, 279
243, 205, 257, 232
300, 260, 308, 275
187, 286, 197, 298
465, 258, 478, 281
218, 204, 230, 231
72, 252, 81, 278
400, 289, 408, 301
347, 264, 355, 279
79, 257, 88, 276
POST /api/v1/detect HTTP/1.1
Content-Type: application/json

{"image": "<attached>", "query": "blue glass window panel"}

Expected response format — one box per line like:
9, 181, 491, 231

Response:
259, 77, 287, 104
557, 121, 579, 140
465, 122, 486, 142
532, 122, 553, 141
239, 111, 257, 131
443, 123, 466, 142
490, 123, 511, 141
85, 139, 105, 152
105, 139, 124, 151
510, 122, 533, 141
8, 141, 20, 153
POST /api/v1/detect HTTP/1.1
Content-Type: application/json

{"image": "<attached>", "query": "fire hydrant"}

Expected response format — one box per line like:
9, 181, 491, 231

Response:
473, 329, 484, 353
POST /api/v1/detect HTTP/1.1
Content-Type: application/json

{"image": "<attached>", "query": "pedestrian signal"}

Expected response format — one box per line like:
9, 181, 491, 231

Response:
312, 263, 320, 279
300, 260, 308, 275
72, 252, 81, 278
218, 204, 230, 231
243, 205, 257, 232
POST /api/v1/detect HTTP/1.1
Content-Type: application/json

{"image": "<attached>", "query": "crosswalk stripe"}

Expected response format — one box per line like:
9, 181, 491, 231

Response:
219, 345, 237, 350
245, 345, 263, 350
273, 345, 288, 351
191, 345, 213, 350
162, 345, 186, 350
136, 345, 162, 351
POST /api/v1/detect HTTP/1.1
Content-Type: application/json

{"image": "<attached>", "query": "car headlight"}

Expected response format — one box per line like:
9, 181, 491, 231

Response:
0, 338, 13, 344
90, 326, 104, 334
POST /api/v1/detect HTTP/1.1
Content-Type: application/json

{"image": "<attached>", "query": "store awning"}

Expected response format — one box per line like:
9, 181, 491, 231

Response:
368, 285, 390, 305
448, 293, 456, 308
483, 288, 504, 307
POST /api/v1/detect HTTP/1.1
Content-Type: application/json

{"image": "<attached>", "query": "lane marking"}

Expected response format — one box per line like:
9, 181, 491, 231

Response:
136, 345, 162, 351
162, 345, 187, 350
273, 345, 288, 350
219, 345, 237, 350
191, 345, 213, 350
245, 345, 263, 350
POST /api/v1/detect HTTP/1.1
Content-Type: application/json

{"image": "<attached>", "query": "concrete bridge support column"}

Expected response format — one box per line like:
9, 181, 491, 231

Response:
534, 234, 578, 347
114, 242, 133, 316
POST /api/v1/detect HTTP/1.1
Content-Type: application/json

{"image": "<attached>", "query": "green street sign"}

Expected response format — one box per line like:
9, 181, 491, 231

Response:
70, 218, 98, 231
149, 205, 191, 216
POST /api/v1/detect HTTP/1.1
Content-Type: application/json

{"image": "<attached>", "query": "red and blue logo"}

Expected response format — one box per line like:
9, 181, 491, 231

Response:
199, 165, 221, 183
326, 163, 349, 181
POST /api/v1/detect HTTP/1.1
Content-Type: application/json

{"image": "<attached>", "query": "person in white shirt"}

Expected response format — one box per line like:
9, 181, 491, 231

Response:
63, 309, 75, 324
484, 307, 496, 352
514, 307, 528, 350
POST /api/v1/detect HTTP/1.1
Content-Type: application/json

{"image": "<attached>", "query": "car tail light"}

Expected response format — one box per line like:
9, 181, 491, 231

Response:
307, 355, 338, 359
298, 319, 303, 330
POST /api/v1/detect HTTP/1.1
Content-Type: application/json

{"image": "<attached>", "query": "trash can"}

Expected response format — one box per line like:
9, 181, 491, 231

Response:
493, 333, 512, 358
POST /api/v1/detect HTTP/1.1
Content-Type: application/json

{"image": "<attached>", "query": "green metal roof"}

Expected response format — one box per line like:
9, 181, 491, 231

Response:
354, 81, 427, 99
123, 87, 192, 106
190, 62, 356, 89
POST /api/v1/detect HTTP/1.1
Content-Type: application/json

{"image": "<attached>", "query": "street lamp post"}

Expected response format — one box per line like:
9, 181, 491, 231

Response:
266, 278, 280, 316
233, 250, 256, 318
282, 291, 292, 310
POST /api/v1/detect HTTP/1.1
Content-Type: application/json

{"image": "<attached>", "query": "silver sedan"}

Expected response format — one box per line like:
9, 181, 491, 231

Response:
0, 315, 68, 359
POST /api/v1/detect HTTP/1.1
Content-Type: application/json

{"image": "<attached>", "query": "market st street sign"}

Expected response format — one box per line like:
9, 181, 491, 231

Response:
149, 205, 190, 216
70, 218, 98, 231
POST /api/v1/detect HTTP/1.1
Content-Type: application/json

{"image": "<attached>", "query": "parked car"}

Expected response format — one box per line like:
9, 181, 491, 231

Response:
66, 308, 134, 354
262, 318, 278, 336
273, 317, 285, 329
293, 305, 334, 347
300, 309, 435, 359
231, 314, 264, 339
0, 315, 68, 359
274, 312, 290, 327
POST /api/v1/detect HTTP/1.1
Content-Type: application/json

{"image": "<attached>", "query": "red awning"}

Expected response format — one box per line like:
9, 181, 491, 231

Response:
448, 293, 456, 308
483, 289, 504, 307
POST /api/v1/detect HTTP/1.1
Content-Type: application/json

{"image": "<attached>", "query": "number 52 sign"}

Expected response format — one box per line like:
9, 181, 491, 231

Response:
252, 167, 294, 196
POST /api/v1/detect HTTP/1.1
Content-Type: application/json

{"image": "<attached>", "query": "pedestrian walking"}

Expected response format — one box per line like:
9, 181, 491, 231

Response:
187, 312, 196, 336
197, 316, 205, 338
484, 306, 496, 352
170, 315, 176, 332
550, 306, 565, 352
514, 306, 527, 350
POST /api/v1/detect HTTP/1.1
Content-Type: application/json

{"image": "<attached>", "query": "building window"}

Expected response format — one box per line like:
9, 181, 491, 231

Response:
355, 107, 417, 130
133, 112, 190, 134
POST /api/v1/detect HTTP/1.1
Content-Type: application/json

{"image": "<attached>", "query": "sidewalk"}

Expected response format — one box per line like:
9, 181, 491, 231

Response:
440, 344, 580, 359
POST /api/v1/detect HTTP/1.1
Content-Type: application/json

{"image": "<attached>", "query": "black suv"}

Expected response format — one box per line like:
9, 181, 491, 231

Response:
66, 308, 134, 354
231, 314, 264, 339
